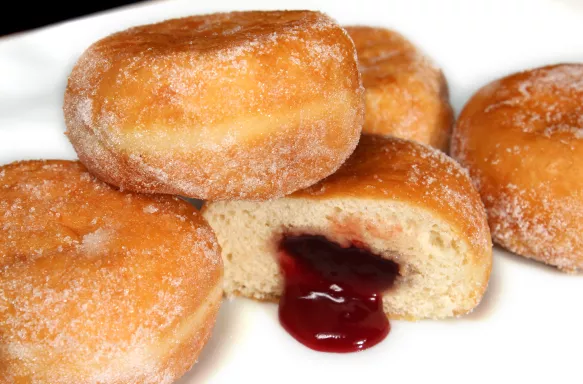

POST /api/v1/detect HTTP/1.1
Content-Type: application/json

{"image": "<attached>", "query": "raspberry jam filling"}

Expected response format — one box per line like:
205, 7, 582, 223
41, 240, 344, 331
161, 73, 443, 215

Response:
278, 235, 399, 353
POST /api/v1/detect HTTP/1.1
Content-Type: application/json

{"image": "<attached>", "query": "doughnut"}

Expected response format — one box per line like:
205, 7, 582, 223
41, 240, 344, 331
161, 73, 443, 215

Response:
0, 160, 223, 383
345, 26, 453, 151
203, 136, 492, 351
64, 11, 364, 201
451, 63, 583, 272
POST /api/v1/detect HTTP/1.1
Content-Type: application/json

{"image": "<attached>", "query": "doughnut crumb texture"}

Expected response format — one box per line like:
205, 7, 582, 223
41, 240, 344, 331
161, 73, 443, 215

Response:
203, 136, 492, 320
345, 26, 453, 151
64, 11, 364, 201
451, 63, 583, 272
0, 160, 223, 383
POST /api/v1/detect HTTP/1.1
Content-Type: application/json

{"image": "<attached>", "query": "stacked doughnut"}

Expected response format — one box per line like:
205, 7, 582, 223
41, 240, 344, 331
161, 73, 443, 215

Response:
64, 11, 364, 201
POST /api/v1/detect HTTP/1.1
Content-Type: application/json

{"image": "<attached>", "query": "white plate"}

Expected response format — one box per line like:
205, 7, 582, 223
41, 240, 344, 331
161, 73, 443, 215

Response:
1, 0, 582, 383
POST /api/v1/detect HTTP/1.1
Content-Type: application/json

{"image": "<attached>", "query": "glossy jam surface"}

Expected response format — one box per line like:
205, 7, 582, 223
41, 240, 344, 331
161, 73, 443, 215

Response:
278, 235, 399, 353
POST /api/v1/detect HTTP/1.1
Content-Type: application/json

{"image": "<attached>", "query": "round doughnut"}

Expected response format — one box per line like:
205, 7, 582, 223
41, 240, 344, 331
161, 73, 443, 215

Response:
451, 63, 583, 272
203, 136, 492, 320
64, 11, 364, 201
345, 26, 453, 151
0, 160, 223, 383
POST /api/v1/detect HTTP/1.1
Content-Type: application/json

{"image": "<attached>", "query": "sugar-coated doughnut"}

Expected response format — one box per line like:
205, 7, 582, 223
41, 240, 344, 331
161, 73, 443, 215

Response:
345, 26, 453, 151
0, 161, 223, 383
64, 11, 364, 201
203, 136, 492, 320
451, 64, 583, 272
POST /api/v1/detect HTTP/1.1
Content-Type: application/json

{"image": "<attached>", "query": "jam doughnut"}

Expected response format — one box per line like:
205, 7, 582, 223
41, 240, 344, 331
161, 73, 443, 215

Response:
451, 64, 583, 272
203, 136, 492, 351
64, 11, 364, 201
0, 161, 223, 383
345, 26, 453, 151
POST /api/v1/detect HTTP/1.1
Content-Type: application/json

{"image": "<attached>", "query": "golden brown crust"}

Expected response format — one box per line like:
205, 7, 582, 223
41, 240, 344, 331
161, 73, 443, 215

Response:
64, 11, 364, 201
451, 63, 583, 272
293, 135, 492, 276
345, 26, 453, 151
0, 160, 223, 383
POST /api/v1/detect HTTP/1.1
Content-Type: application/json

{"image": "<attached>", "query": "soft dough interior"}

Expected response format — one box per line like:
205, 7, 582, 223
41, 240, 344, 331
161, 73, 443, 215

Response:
203, 198, 480, 320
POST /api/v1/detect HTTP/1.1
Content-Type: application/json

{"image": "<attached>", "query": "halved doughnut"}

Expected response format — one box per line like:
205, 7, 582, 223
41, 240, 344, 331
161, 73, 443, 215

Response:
203, 136, 492, 320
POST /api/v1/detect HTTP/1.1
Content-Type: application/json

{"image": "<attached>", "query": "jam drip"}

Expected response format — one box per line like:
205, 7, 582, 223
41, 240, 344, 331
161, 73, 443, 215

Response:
278, 235, 399, 353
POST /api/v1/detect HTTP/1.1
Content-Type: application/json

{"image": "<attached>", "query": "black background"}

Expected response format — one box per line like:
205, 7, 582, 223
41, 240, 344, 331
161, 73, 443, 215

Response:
0, 1, 144, 36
